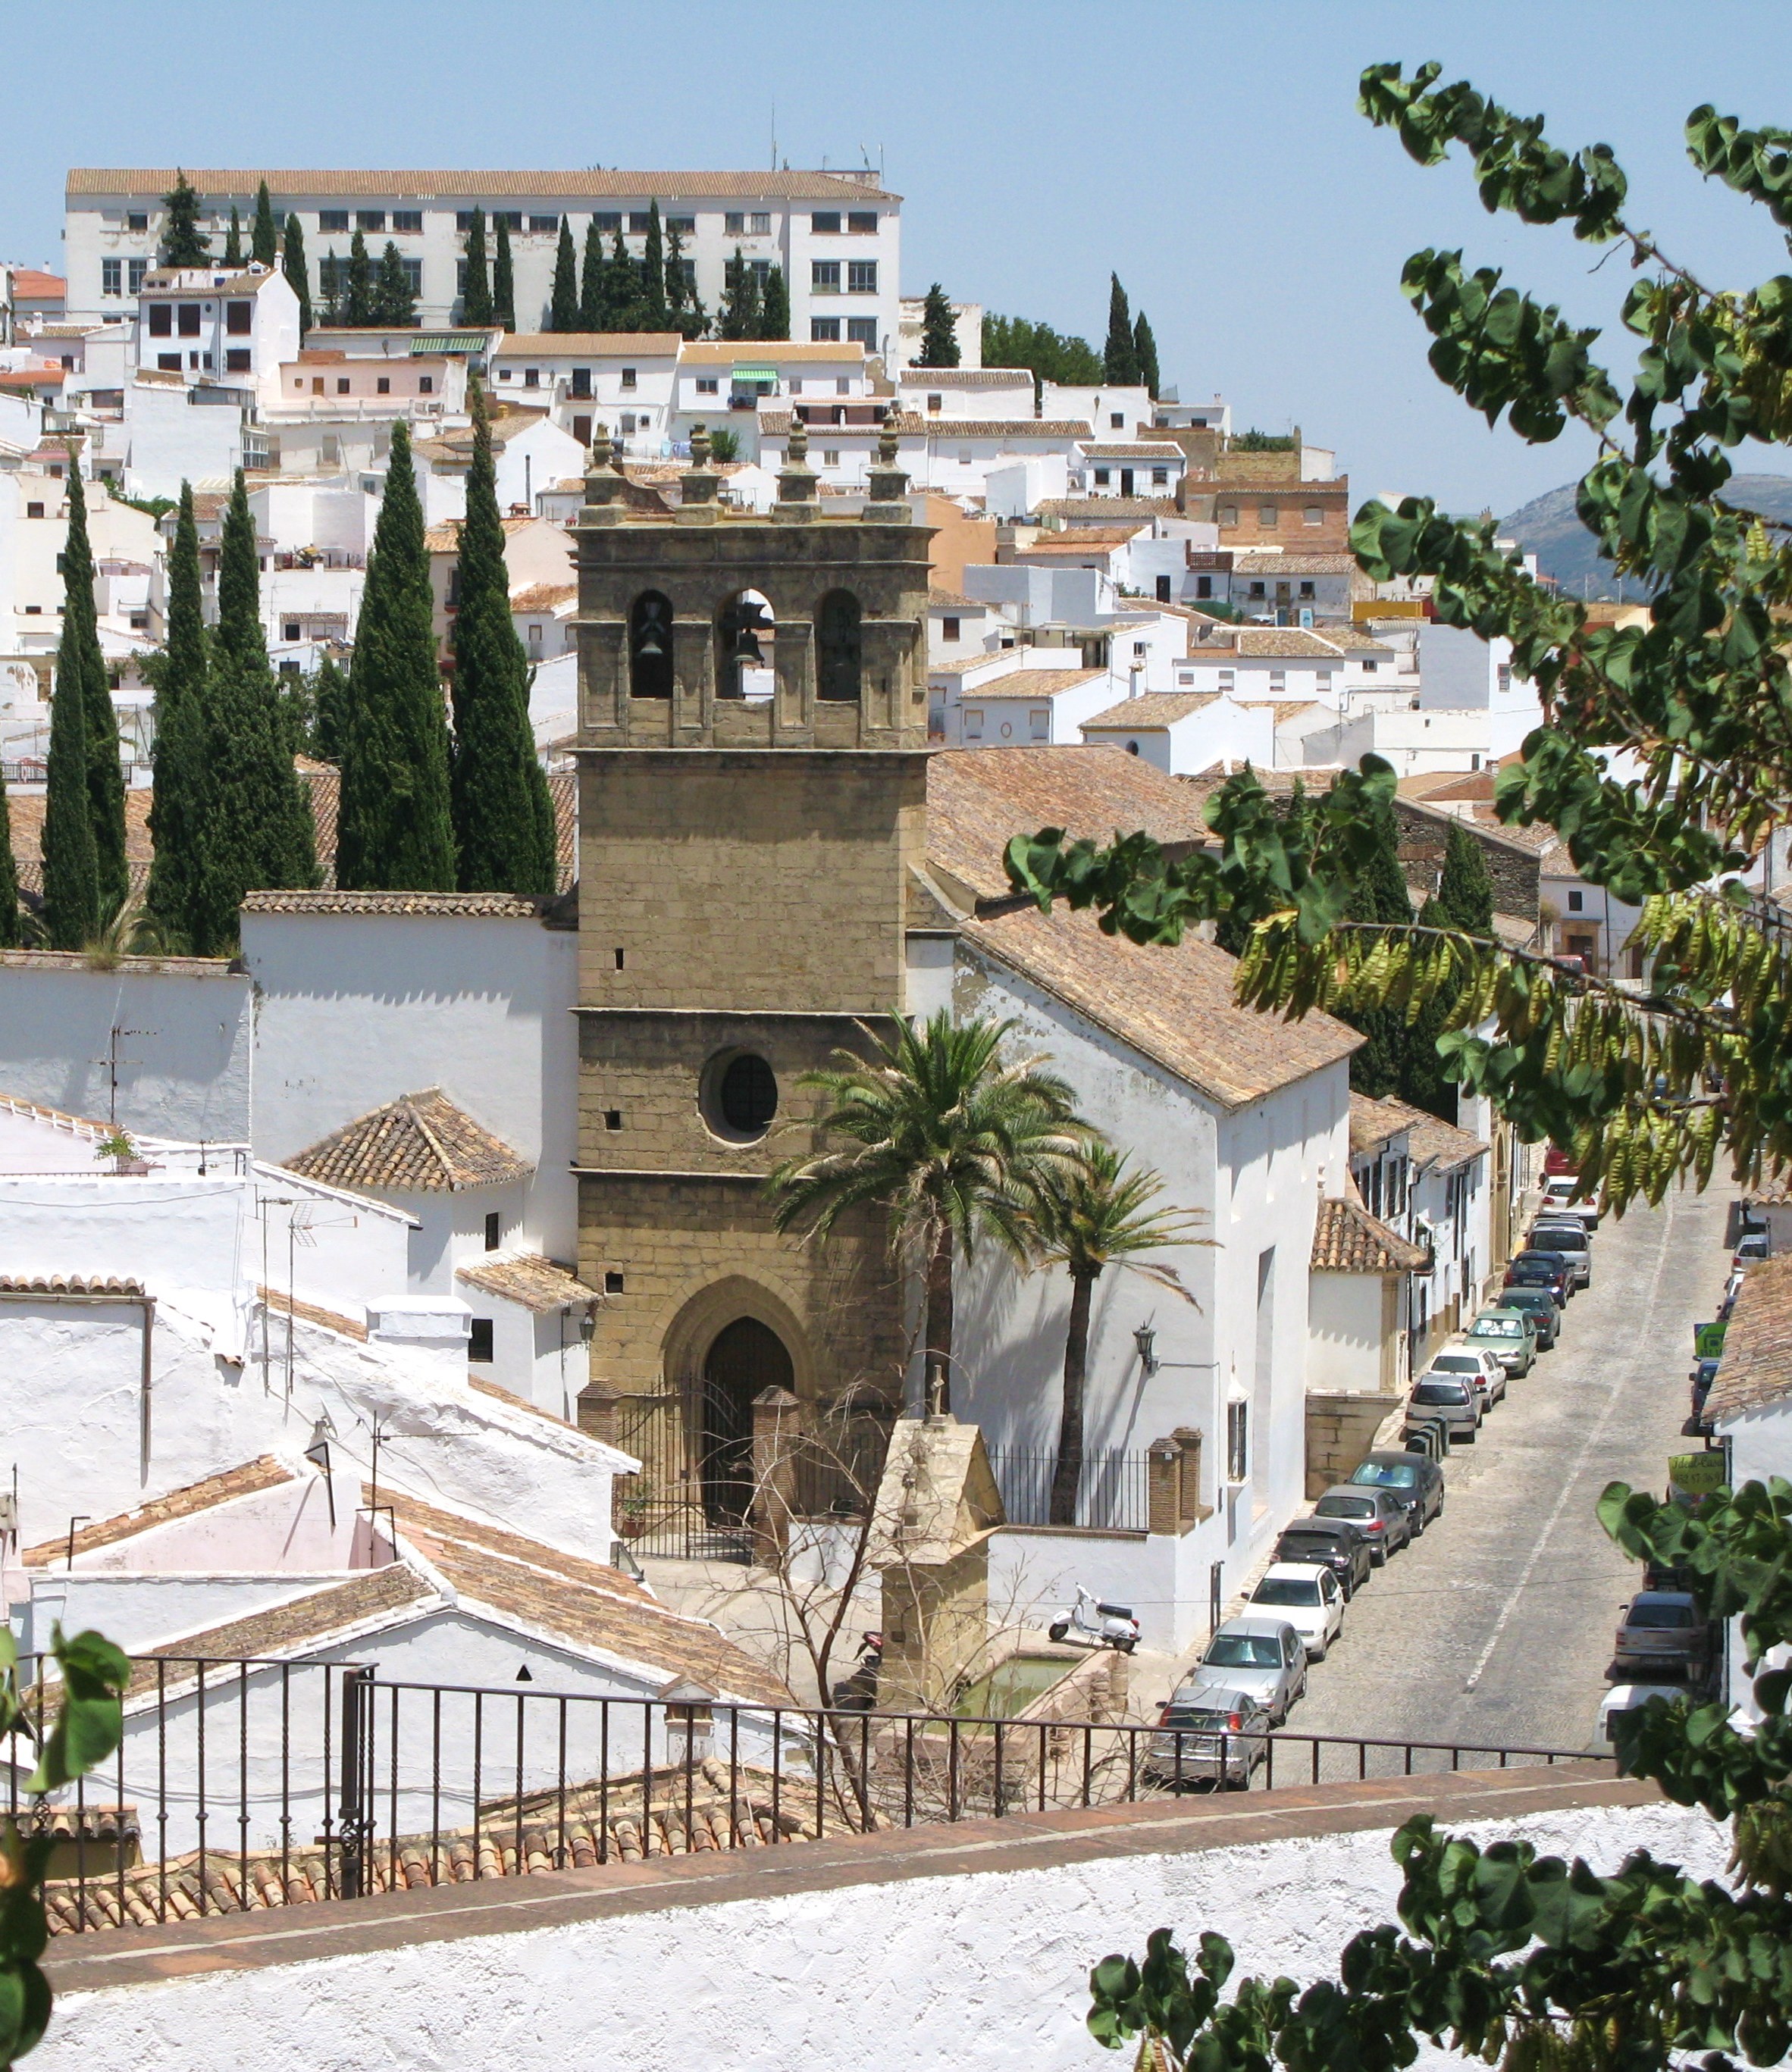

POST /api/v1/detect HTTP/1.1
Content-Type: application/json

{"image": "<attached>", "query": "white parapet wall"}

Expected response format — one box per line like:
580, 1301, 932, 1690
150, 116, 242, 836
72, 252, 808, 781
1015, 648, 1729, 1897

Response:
38, 1770, 1727, 2072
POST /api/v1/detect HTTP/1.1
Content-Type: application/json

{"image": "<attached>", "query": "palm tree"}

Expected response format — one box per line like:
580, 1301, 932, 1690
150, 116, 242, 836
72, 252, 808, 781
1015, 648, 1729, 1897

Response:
1026, 1144, 1207, 1526
768, 1012, 1084, 1412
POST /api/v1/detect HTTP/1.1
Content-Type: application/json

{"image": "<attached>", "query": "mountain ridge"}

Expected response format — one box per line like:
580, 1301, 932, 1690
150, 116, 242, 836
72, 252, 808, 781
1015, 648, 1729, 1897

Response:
1499, 474, 1792, 597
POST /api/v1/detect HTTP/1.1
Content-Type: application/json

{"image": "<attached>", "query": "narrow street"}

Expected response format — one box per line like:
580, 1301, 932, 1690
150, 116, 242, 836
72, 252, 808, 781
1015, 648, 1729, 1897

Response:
1287, 1177, 1738, 1754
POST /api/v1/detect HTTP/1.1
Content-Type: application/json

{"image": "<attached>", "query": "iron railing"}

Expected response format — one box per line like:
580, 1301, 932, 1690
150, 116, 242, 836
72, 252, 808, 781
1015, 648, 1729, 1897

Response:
987, 1446, 1152, 1532
3, 1651, 1609, 1937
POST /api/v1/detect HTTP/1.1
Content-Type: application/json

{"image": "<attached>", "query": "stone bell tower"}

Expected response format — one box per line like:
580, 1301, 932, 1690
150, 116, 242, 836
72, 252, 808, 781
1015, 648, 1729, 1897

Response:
572, 421, 932, 1466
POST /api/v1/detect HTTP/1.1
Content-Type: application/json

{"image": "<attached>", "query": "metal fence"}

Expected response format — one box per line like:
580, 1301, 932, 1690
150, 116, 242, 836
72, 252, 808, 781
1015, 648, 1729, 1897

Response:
987, 1446, 1152, 1532
5, 1652, 1609, 1937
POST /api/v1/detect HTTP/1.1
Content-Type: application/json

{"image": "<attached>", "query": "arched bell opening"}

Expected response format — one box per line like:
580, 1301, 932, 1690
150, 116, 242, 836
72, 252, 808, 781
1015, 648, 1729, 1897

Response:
629, 590, 675, 700
816, 589, 863, 703
715, 589, 776, 703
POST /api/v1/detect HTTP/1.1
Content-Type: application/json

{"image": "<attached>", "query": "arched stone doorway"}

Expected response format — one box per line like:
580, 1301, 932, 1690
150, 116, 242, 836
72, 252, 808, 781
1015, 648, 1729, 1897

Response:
698, 1316, 795, 1526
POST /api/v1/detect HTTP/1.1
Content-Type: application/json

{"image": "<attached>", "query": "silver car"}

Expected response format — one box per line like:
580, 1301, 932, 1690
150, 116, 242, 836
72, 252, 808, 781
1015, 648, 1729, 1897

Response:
1407, 1372, 1479, 1443
1143, 1684, 1273, 1791
1195, 1616, 1308, 1723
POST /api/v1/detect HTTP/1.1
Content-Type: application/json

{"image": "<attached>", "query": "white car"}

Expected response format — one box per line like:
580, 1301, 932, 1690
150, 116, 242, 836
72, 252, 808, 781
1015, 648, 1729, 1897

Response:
1542, 1175, 1602, 1228
1424, 1341, 1507, 1409
1598, 1682, 1687, 1751
1245, 1562, 1346, 1662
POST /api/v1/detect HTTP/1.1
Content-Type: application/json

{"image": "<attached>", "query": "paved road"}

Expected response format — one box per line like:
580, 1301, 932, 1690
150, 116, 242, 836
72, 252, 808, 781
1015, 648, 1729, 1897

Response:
1289, 1178, 1738, 1755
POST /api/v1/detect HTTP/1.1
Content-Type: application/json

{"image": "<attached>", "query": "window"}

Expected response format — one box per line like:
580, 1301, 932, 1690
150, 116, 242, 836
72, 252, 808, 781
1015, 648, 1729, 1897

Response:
127, 211, 149, 233
1497, 664, 1513, 693
497, 365, 511, 380
25, 502, 42, 519
129, 259, 148, 293
1155, 575, 1171, 603
847, 259, 878, 293
177, 302, 202, 336
284, 621, 302, 642
1304, 505, 1324, 527
822, 449, 840, 465
620, 365, 637, 390
750, 211, 771, 236
812, 260, 841, 292
393, 209, 422, 234
226, 299, 252, 334
484, 1212, 501, 1252
810, 318, 841, 342
226, 348, 251, 371
1151, 468, 1167, 487
403, 260, 421, 295
1218, 669, 1234, 691
789, 377, 804, 395
468, 1318, 494, 1364
847, 210, 878, 235
1249, 581, 1266, 599
725, 211, 745, 236
1316, 669, 1332, 694
1568, 889, 1584, 912
377, 374, 390, 394
628, 211, 652, 233
456, 211, 475, 231
102, 258, 121, 296
357, 210, 386, 232
666, 214, 694, 235
418, 374, 433, 393
1094, 468, 1111, 486
572, 413, 591, 443
1259, 504, 1278, 528
1028, 706, 1050, 741
1218, 504, 1238, 526
148, 302, 172, 336
1133, 641, 1148, 658
529, 214, 559, 233
811, 211, 841, 233
337, 377, 350, 394
1299, 581, 1314, 599
1227, 1401, 1248, 1482
1195, 575, 1212, 599
156, 352, 181, 371
524, 368, 539, 388
593, 211, 621, 233
496, 211, 523, 232
963, 708, 983, 740
816, 589, 862, 702
1269, 669, 1286, 692
708, 1053, 779, 1139
696, 375, 719, 394
604, 1271, 625, 1295
319, 210, 349, 233
846, 317, 877, 346
456, 259, 468, 294
1109, 411, 1124, 428
941, 615, 960, 640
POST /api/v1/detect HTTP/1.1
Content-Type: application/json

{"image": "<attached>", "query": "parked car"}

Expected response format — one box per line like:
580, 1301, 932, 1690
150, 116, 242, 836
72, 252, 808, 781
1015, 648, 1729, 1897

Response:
1348, 1451, 1446, 1531
1718, 1268, 1747, 1320
1544, 1145, 1577, 1177
1530, 1219, 1593, 1289
1505, 1250, 1574, 1304
1734, 1231, 1772, 1266
1405, 1373, 1480, 1444
1313, 1484, 1414, 1561
1496, 1284, 1562, 1350
1612, 1591, 1712, 1680
1196, 1617, 1308, 1723
1247, 1562, 1346, 1661
1142, 1685, 1274, 1791
1424, 1343, 1508, 1410
1688, 1356, 1721, 1431
1271, 1516, 1375, 1598
1541, 1175, 1602, 1228
1597, 1682, 1687, 1769
1465, 1307, 1538, 1376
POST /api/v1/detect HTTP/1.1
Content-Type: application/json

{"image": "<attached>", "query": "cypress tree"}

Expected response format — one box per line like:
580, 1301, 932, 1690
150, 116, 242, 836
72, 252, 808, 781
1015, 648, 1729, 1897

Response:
639, 202, 666, 329
0, 756, 17, 950
161, 171, 208, 267
224, 205, 243, 266
493, 215, 516, 331
310, 656, 349, 762
1435, 815, 1495, 934
321, 249, 343, 327
40, 615, 99, 950
282, 213, 312, 336
144, 483, 209, 948
374, 240, 415, 326
461, 208, 493, 325
663, 220, 704, 338
450, 385, 556, 894
337, 421, 456, 890
760, 264, 790, 341
252, 183, 278, 268
1133, 310, 1161, 400
550, 218, 580, 331
344, 230, 375, 326
719, 247, 760, 340
917, 283, 960, 367
1104, 274, 1139, 384
604, 227, 640, 328
579, 219, 606, 330
61, 468, 127, 922
1340, 795, 1413, 1100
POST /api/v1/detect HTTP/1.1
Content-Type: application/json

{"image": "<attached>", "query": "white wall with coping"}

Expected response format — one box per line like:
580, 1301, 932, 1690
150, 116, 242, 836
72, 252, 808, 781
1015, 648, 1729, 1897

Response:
36, 1795, 1728, 2072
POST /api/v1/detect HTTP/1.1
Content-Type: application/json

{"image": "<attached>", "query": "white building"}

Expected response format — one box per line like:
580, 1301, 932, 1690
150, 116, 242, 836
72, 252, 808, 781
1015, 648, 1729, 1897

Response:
895, 367, 1034, 422
134, 263, 299, 412
492, 331, 681, 451
932, 650, 1120, 748
67, 167, 902, 355
1079, 689, 1274, 774
412, 409, 586, 526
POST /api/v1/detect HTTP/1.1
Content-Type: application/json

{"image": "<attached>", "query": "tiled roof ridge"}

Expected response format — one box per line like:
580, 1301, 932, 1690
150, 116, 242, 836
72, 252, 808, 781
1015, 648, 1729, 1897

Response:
23, 1456, 294, 1566
1311, 1194, 1429, 1274
0, 1274, 146, 1299
130, 1567, 435, 1692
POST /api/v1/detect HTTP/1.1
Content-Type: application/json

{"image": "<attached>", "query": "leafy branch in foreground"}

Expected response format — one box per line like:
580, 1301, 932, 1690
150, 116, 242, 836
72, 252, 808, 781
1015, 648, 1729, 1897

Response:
1009, 63, 1792, 1212
0, 1626, 129, 2067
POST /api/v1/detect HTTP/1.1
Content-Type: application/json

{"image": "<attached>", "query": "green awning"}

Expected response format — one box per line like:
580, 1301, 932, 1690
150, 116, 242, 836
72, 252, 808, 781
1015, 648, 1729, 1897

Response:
412, 333, 487, 355
731, 368, 778, 383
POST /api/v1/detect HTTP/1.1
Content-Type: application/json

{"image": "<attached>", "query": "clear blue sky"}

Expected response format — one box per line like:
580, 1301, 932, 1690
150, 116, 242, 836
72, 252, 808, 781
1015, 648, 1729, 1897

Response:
7, 0, 1792, 516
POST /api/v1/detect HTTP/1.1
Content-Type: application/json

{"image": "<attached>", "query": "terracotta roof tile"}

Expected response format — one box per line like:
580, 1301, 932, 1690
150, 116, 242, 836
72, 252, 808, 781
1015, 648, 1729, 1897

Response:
1706, 1255, 1792, 1423
1311, 1195, 1428, 1274
954, 667, 1106, 700
1082, 692, 1223, 727
1363, 1095, 1488, 1173
457, 1253, 601, 1313
23, 1458, 293, 1567
0, 1275, 145, 1300
928, 587, 988, 611
70, 168, 898, 202
509, 581, 576, 612
1230, 552, 1360, 575
494, 332, 681, 356
1081, 443, 1187, 461
1010, 527, 1149, 552
1232, 628, 1348, 659
131, 1567, 436, 1690
907, 418, 1093, 439
286, 1087, 532, 1194
242, 889, 545, 917
968, 903, 1361, 1109
898, 368, 1032, 388
1032, 497, 1176, 519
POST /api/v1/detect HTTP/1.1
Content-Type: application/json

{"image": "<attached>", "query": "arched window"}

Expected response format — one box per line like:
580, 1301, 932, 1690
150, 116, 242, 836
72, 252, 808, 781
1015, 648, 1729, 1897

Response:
715, 589, 775, 702
629, 590, 674, 700
815, 589, 862, 703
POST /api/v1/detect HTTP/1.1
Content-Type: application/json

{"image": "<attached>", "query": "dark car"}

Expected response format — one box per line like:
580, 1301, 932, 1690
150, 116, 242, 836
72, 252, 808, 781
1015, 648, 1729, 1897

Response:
1505, 1250, 1574, 1304
1348, 1450, 1445, 1532
1272, 1516, 1375, 1598
1497, 1284, 1562, 1349
1530, 1219, 1593, 1289
1612, 1590, 1713, 1681
1688, 1357, 1721, 1433
1313, 1485, 1412, 1563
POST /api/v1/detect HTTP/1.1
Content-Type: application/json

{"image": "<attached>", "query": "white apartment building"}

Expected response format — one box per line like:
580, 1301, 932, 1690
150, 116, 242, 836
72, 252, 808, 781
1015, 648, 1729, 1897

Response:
133, 263, 299, 413
675, 338, 872, 453
489, 332, 681, 448
1039, 382, 1154, 434
65, 168, 903, 355
896, 367, 1034, 421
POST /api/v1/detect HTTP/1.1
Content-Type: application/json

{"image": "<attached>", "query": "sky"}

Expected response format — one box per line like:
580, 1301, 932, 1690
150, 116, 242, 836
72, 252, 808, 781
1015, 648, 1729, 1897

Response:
5, 0, 1792, 518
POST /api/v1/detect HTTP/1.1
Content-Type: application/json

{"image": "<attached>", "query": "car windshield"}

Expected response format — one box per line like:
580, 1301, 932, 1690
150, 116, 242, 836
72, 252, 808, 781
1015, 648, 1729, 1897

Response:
1625, 1601, 1697, 1629
1412, 1381, 1468, 1405
1205, 1634, 1284, 1668
1534, 1228, 1585, 1248
1317, 1494, 1374, 1516
1471, 1317, 1521, 1337
1431, 1354, 1480, 1373
1352, 1462, 1416, 1488
1253, 1577, 1321, 1607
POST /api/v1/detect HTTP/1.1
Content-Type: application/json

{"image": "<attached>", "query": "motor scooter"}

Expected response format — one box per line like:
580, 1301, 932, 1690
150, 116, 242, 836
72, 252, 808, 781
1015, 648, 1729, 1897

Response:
1048, 1585, 1139, 1654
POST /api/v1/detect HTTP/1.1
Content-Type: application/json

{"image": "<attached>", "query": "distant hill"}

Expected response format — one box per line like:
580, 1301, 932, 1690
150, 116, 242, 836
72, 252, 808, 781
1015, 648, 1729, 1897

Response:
1499, 474, 1792, 598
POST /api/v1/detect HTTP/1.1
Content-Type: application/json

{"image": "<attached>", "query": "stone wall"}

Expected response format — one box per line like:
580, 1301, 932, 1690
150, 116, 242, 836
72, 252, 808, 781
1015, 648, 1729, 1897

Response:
1305, 1391, 1401, 1498
1393, 797, 1540, 921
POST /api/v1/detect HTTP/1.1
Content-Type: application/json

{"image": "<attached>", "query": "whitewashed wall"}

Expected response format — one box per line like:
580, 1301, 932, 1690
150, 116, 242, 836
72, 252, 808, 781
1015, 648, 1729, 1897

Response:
37, 1795, 1728, 2072
0, 957, 252, 1141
